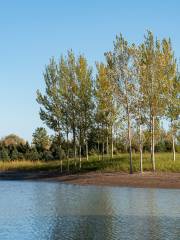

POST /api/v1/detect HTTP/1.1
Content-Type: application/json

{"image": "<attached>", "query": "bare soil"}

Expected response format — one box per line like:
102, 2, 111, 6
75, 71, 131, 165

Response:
0, 170, 180, 189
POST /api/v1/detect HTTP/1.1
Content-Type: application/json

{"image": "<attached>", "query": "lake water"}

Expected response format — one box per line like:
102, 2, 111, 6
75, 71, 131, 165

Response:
0, 181, 179, 240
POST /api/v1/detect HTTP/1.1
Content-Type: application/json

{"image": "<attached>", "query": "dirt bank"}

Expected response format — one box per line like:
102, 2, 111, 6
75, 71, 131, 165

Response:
0, 171, 180, 189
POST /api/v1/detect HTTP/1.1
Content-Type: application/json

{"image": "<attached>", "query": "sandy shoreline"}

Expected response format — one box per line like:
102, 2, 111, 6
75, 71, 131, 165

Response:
0, 170, 180, 189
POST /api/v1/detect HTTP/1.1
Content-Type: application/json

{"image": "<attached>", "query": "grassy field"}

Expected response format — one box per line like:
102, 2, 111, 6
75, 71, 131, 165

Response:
0, 152, 179, 173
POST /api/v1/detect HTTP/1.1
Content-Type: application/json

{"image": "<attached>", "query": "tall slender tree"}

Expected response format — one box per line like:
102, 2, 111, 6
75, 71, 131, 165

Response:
166, 70, 180, 161
59, 55, 71, 171
106, 34, 136, 174
76, 55, 94, 164
95, 63, 117, 160
138, 31, 176, 171
36, 58, 63, 170
63, 51, 79, 167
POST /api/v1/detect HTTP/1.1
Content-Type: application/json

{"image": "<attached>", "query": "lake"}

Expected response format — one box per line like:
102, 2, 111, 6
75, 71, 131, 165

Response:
0, 181, 179, 240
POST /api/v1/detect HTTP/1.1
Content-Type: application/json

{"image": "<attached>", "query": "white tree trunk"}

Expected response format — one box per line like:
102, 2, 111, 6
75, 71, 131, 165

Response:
74, 145, 77, 168
66, 131, 69, 172
86, 141, 89, 161
79, 145, 82, 169
151, 115, 155, 171
111, 126, 113, 159
73, 130, 77, 168
127, 112, 133, 174
106, 136, 109, 156
172, 135, 176, 162
98, 140, 100, 160
111, 140, 114, 160
102, 142, 104, 160
139, 124, 143, 173
124, 80, 133, 174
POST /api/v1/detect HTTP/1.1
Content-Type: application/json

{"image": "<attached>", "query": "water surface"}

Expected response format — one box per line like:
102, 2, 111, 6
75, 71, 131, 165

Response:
0, 181, 179, 240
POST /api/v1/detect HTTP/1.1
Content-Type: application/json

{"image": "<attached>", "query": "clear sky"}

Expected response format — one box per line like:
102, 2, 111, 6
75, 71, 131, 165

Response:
0, 0, 180, 142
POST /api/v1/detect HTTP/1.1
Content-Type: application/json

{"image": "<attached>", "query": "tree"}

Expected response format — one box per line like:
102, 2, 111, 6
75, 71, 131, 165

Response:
138, 31, 176, 171
59, 55, 71, 170
95, 63, 109, 160
11, 147, 19, 160
37, 58, 63, 170
42, 150, 53, 161
63, 51, 79, 167
25, 147, 40, 161
0, 148, 10, 161
76, 55, 94, 164
166, 70, 180, 161
95, 62, 117, 160
1, 134, 25, 146
134, 46, 148, 173
60, 52, 94, 169
32, 127, 50, 151
106, 34, 137, 173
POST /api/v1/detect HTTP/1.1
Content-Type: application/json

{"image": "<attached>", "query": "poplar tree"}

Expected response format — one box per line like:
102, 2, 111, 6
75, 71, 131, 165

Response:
138, 31, 176, 171
106, 34, 136, 173
36, 58, 63, 170
134, 46, 147, 173
59, 55, 71, 170
166, 70, 180, 161
65, 51, 78, 166
76, 55, 94, 165
95, 63, 116, 160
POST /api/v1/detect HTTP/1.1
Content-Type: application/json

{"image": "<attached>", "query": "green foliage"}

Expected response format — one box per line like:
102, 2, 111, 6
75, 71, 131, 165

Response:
32, 127, 50, 151
25, 148, 40, 161
0, 148, 10, 161
1, 134, 25, 146
42, 151, 54, 161
11, 147, 19, 160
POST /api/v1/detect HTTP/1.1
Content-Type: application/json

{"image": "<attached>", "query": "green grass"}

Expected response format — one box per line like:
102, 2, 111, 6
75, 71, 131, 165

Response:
0, 152, 180, 173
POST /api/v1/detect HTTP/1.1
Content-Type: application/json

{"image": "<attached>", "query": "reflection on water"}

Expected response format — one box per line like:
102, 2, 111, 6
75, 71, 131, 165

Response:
0, 181, 179, 240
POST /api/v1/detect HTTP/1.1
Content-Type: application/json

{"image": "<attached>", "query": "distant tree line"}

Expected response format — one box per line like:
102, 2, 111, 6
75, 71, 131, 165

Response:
0, 31, 179, 174
0, 126, 179, 163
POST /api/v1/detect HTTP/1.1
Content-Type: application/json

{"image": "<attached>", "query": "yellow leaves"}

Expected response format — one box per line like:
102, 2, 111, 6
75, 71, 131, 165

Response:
138, 31, 177, 117
95, 62, 117, 125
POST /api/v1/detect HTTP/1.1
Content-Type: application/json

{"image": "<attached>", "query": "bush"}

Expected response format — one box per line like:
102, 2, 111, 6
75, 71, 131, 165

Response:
0, 148, 10, 161
11, 148, 19, 160
25, 148, 40, 161
42, 151, 54, 161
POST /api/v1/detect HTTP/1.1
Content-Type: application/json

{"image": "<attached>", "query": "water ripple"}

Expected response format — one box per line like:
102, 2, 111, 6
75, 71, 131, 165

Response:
0, 181, 179, 240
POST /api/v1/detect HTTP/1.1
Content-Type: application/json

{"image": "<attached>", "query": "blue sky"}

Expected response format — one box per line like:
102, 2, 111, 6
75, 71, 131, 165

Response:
0, 0, 180, 142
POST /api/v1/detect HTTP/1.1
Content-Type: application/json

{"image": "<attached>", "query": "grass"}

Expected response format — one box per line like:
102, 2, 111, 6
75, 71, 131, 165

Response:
0, 152, 180, 173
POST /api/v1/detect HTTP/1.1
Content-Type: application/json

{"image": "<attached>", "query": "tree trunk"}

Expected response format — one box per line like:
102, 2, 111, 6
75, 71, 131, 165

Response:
127, 111, 133, 174
102, 142, 104, 160
75, 145, 77, 167
59, 144, 62, 173
97, 140, 100, 160
73, 128, 76, 168
125, 78, 133, 174
58, 132, 62, 173
111, 126, 113, 159
66, 130, 69, 172
139, 124, 143, 173
79, 144, 82, 169
60, 159, 62, 173
151, 115, 155, 171
86, 141, 89, 161
172, 134, 176, 162
106, 136, 109, 156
